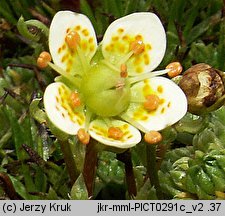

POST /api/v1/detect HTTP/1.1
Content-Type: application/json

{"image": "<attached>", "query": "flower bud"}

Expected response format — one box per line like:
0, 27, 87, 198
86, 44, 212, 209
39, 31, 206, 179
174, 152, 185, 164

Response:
179, 63, 225, 115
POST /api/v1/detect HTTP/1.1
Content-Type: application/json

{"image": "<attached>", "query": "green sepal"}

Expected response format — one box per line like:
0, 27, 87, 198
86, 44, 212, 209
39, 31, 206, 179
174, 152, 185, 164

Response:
46, 117, 69, 141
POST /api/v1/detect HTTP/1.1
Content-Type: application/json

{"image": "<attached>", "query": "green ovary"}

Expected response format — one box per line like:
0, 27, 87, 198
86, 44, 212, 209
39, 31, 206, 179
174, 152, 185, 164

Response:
81, 62, 131, 117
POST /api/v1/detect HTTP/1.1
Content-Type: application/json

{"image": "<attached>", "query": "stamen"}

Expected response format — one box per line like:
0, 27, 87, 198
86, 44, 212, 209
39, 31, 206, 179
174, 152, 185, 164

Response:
77, 128, 90, 145
120, 113, 148, 133
101, 60, 120, 72
65, 31, 89, 72
108, 127, 124, 140
70, 92, 81, 108
120, 64, 128, 78
116, 40, 145, 66
130, 40, 145, 55
37, 51, 52, 68
129, 69, 170, 84
166, 62, 183, 78
48, 62, 81, 88
117, 51, 133, 65
144, 130, 162, 144
144, 94, 160, 111
65, 30, 81, 49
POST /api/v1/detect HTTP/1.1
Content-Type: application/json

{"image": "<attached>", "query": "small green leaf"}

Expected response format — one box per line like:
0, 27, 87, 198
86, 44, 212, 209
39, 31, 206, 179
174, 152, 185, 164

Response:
29, 98, 46, 124
70, 174, 88, 200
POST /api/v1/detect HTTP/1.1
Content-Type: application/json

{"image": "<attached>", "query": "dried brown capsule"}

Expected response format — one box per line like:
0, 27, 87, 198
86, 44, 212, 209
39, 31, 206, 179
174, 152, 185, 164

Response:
179, 63, 225, 115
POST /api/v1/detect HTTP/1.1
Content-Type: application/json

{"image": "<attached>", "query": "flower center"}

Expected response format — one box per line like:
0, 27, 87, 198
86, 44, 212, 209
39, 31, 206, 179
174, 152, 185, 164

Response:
81, 62, 131, 117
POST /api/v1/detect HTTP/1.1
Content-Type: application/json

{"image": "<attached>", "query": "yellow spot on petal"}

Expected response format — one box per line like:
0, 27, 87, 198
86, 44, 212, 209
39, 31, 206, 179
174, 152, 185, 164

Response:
157, 85, 163, 93
112, 36, 119, 41
118, 28, 124, 34
58, 47, 62, 54
82, 29, 89, 37
144, 53, 150, 65
81, 42, 87, 51
146, 44, 152, 50
88, 37, 94, 43
161, 107, 165, 114
62, 44, 66, 50
135, 66, 143, 73
75, 25, 81, 31
90, 45, 95, 52
159, 98, 165, 105
135, 34, 143, 41
122, 35, 129, 41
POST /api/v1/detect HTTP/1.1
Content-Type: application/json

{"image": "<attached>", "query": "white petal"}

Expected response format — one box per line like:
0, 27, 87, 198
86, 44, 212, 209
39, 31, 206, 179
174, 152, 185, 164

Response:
102, 12, 166, 75
88, 119, 142, 149
49, 11, 97, 75
44, 82, 85, 135
122, 77, 187, 132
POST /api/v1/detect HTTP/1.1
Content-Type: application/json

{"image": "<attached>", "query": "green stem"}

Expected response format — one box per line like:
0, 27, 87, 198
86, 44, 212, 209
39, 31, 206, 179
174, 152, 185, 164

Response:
146, 143, 163, 199
82, 139, 98, 199
117, 150, 137, 197
59, 140, 80, 185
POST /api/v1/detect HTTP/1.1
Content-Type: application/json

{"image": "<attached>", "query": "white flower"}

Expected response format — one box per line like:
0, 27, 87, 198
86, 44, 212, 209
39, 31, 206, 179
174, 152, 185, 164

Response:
42, 11, 187, 149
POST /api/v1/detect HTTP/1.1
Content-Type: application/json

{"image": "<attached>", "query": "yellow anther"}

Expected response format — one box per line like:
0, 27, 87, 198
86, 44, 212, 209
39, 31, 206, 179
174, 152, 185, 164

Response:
70, 92, 81, 108
77, 128, 90, 145
65, 30, 81, 49
166, 62, 183, 78
108, 127, 124, 140
37, 51, 51, 69
120, 64, 128, 78
144, 94, 160, 111
144, 130, 162, 145
130, 40, 145, 55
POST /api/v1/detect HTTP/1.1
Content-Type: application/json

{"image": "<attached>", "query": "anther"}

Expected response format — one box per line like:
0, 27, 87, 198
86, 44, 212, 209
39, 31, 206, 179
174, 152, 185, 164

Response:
77, 128, 90, 145
120, 64, 128, 78
130, 40, 145, 55
70, 92, 81, 108
108, 127, 124, 140
144, 94, 160, 111
144, 130, 162, 144
65, 30, 81, 49
166, 62, 183, 78
37, 51, 51, 69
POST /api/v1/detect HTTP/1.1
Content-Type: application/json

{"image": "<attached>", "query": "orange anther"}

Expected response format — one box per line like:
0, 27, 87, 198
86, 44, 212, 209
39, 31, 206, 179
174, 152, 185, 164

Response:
144, 94, 160, 111
144, 130, 162, 145
39, 51, 52, 62
65, 30, 81, 49
166, 62, 183, 78
77, 128, 90, 145
37, 51, 51, 68
70, 92, 81, 108
130, 40, 145, 55
108, 127, 124, 140
120, 64, 128, 78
